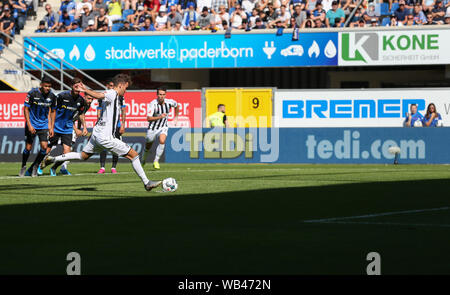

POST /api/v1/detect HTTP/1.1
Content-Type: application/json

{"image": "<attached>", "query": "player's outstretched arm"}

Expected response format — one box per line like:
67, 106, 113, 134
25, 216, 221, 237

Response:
79, 114, 88, 136
75, 83, 106, 100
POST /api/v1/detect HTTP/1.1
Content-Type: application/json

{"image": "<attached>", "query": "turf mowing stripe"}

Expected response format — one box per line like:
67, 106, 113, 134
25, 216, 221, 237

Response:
0, 167, 437, 180
0, 168, 305, 180
312, 221, 450, 228
303, 207, 450, 223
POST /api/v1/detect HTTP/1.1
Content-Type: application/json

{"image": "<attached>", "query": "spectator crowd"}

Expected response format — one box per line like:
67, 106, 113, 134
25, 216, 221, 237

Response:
1, 0, 40, 46
1, 0, 450, 39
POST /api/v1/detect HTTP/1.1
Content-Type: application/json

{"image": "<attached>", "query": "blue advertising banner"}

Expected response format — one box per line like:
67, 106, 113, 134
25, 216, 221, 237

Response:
0, 129, 159, 162
24, 31, 338, 70
166, 127, 450, 164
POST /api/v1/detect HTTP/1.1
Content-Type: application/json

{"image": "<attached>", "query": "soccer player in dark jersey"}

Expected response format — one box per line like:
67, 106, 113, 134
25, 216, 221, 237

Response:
20, 76, 57, 177
47, 93, 94, 174
43, 78, 86, 176
97, 80, 127, 174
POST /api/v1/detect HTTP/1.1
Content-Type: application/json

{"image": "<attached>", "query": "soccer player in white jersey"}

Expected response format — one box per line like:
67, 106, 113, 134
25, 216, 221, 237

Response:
141, 87, 179, 170
42, 74, 161, 191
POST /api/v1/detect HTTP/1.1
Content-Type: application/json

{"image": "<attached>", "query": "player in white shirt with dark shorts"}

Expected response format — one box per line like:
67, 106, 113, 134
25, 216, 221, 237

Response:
42, 74, 161, 191
142, 87, 179, 170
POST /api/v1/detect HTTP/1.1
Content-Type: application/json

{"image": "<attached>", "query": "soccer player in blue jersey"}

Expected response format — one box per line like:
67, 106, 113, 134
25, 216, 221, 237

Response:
20, 76, 57, 177
97, 80, 127, 174
44, 93, 94, 175
422, 103, 443, 127
43, 78, 87, 176
403, 104, 424, 127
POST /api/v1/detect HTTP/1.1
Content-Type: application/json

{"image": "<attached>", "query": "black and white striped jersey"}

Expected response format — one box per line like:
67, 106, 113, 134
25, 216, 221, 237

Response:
93, 89, 121, 138
147, 98, 178, 130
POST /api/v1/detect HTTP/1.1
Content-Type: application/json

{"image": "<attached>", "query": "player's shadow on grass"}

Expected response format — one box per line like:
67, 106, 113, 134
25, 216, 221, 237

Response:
0, 181, 131, 192
73, 187, 97, 191
0, 178, 449, 275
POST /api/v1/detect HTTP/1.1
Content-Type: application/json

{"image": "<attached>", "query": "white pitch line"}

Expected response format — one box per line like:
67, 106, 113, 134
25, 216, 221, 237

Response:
313, 221, 450, 228
303, 207, 450, 223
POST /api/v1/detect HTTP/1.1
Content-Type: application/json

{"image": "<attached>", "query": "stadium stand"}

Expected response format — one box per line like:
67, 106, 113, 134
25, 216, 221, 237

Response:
2, 0, 449, 40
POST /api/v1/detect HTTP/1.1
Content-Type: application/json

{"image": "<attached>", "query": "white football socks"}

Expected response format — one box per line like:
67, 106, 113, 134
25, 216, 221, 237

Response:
155, 144, 165, 162
131, 156, 149, 185
54, 152, 83, 162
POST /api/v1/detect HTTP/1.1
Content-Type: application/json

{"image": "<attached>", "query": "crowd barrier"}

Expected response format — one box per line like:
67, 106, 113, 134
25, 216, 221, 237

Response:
24, 27, 450, 70
1, 127, 448, 164
0, 90, 202, 128
274, 88, 450, 127
0, 128, 153, 162
204, 88, 273, 127
165, 127, 450, 164
1, 88, 448, 129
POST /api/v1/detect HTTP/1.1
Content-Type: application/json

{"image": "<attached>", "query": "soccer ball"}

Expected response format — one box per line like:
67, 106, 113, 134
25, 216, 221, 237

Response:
162, 178, 178, 192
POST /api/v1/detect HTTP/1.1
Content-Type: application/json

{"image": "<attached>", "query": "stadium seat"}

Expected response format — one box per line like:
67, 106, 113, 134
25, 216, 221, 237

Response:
390, 2, 399, 14
111, 23, 124, 32
381, 17, 391, 26
122, 9, 134, 19
379, 3, 390, 16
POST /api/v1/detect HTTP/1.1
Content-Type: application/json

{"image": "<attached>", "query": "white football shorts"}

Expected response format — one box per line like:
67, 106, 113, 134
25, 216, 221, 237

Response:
83, 133, 131, 156
146, 127, 168, 143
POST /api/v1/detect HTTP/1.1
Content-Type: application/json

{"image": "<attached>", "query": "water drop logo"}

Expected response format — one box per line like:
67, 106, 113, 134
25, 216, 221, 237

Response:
308, 41, 320, 58
69, 45, 80, 61
84, 44, 96, 62
324, 40, 337, 58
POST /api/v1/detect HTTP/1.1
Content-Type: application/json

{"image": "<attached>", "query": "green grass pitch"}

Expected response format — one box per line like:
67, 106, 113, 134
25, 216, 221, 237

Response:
0, 162, 449, 274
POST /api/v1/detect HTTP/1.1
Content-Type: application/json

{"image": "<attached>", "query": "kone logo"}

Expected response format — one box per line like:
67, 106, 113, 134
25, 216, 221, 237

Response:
341, 33, 378, 63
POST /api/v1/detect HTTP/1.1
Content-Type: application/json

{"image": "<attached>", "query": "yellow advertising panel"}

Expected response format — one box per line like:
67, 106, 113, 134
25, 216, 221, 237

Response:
205, 88, 272, 127
239, 89, 272, 127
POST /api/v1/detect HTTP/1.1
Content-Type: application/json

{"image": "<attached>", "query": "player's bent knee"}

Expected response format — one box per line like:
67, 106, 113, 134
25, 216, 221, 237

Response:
126, 148, 139, 159
81, 152, 91, 160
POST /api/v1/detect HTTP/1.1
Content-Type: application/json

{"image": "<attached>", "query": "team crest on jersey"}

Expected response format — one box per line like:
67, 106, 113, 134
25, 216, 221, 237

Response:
25, 96, 30, 103
46, 98, 52, 102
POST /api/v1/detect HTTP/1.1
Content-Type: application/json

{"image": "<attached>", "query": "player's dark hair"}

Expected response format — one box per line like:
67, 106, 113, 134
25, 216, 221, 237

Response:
41, 76, 52, 85
112, 74, 130, 86
115, 74, 132, 86
156, 86, 167, 94
425, 103, 437, 119
217, 104, 225, 109
70, 77, 82, 86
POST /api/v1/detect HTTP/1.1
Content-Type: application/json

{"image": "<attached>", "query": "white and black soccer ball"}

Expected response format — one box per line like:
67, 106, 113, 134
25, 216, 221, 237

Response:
162, 178, 178, 192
